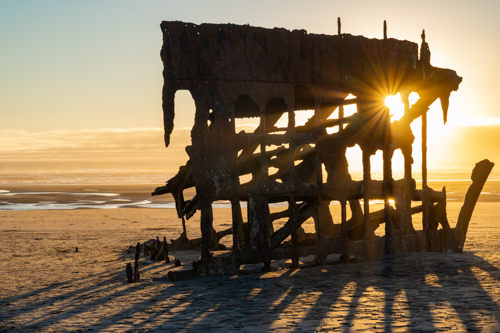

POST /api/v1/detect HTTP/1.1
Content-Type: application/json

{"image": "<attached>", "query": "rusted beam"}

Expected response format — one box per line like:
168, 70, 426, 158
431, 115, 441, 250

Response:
456, 160, 494, 239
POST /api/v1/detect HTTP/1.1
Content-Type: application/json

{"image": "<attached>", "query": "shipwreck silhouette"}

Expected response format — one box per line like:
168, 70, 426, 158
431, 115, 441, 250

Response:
152, 20, 493, 278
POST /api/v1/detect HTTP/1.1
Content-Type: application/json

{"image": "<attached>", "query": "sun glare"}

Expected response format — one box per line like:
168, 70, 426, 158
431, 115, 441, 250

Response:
385, 93, 405, 122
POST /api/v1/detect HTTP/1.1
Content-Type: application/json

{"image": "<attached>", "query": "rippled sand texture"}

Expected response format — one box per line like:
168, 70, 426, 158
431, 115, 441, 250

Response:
1, 203, 500, 332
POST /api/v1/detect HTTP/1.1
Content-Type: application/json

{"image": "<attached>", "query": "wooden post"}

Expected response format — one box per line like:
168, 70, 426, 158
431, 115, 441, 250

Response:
134, 242, 140, 282
164, 236, 170, 263
126, 263, 133, 283
175, 257, 182, 266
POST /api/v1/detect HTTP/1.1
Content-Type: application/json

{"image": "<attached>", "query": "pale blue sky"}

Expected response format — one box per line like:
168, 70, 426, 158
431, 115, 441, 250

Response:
1, 0, 500, 169
1, 0, 499, 132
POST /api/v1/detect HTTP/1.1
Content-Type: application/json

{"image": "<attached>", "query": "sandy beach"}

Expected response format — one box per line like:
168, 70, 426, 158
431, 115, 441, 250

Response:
1, 184, 500, 332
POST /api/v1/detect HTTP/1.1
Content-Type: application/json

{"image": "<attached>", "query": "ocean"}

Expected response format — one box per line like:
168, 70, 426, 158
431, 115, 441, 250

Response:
1, 160, 498, 211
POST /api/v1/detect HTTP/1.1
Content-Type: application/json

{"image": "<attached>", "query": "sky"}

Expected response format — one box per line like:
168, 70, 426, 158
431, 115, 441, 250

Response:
1, 0, 500, 171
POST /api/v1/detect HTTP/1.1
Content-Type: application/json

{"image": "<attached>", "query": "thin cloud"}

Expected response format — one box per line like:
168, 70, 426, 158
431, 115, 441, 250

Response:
0, 128, 191, 161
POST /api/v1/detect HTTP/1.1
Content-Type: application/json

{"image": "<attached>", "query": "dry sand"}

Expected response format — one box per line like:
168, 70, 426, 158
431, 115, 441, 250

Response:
1, 196, 500, 331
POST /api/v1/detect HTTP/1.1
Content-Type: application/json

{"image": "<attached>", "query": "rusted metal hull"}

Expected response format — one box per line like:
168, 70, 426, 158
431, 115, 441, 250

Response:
154, 21, 492, 278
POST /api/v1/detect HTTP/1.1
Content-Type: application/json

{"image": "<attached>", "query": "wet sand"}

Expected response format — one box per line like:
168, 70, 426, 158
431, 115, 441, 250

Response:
1, 190, 500, 331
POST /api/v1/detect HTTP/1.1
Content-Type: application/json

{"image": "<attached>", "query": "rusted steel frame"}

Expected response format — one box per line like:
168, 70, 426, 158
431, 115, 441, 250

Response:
287, 99, 300, 268
348, 204, 424, 237
158, 141, 319, 221
362, 150, 371, 240
261, 228, 462, 263
314, 99, 326, 263
439, 187, 450, 229
230, 199, 244, 256
422, 109, 430, 247
183, 177, 386, 222
152, 163, 194, 196
269, 200, 313, 249
247, 195, 258, 252
339, 104, 344, 133
456, 160, 494, 246
267, 115, 355, 135
383, 110, 394, 252
156, 21, 477, 276
413, 188, 446, 203
200, 200, 214, 260
173, 164, 193, 218
157, 109, 433, 219
267, 202, 424, 252
270, 208, 290, 221
338, 199, 349, 262
237, 112, 285, 165
288, 195, 299, 268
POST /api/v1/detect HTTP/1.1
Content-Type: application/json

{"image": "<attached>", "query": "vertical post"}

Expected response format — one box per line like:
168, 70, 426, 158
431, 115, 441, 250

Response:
247, 195, 261, 253
259, 108, 267, 181
200, 199, 214, 260
314, 102, 325, 264
126, 263, 133, 283
337, 17, 341, 35
163, 237, 170, 263
287, 100, 299, 269
362, 149, 371, 239
384, 109, 393, 242
290, 195, 299, 268
339, 104, 344, 134
399, 149, 413, 235
422, 111, 429, 232
404, 151, 412, 180
134, 242, 140, 282
402, 93, 412, 182
383, 147, 393, 255
181, 216, 187, 238
231, 199, 242, 257
341, 199, 349, 263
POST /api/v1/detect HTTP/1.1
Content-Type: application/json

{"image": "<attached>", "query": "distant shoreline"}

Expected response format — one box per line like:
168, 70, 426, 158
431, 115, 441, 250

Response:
1, 180, 500, 211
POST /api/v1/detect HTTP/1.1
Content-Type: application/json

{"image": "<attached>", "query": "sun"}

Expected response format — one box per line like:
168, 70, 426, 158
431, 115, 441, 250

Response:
385, 92, 420, 122
385, 93, 405, 122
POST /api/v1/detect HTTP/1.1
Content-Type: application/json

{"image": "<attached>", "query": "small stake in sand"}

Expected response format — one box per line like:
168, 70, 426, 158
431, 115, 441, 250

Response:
164, 236, 170, 263
133, 242, 140, 282
126, 263, 133, 283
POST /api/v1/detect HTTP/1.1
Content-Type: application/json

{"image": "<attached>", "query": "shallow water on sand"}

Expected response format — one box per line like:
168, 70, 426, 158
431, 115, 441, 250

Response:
1, 164, 500, 211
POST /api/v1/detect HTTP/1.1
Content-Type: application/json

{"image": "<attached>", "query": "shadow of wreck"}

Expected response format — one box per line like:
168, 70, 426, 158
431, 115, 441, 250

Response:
2, 251, 500, 332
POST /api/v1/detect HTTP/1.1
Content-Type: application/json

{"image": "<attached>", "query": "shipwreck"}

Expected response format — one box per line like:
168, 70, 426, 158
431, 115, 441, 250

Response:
152, 20, 493, 277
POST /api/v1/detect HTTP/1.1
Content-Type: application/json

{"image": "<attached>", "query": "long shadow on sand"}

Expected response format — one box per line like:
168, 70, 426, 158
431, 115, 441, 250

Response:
2, 252, 500, 332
